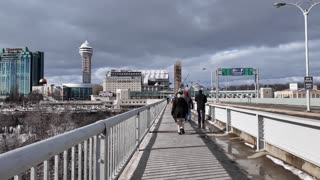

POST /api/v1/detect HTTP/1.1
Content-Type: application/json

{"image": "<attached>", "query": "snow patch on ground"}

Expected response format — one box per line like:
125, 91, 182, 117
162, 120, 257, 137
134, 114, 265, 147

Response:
266, 155, 316, 180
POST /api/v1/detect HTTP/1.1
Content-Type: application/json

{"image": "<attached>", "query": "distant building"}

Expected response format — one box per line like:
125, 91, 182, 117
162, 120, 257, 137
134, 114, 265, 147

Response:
140, 70, 169, 91
63, 83, 93, 100
192, 83, 204, 92
103, 69, 170, 95
174, 61, 181, 94
260, 88, 273, 98
274, 84, 320, 98
289, 83, 298, 91
0, 47, 44, 95
274, 89, 320, 98
32, 78, 48, 94
116, 89, 130, 100
79, 41, 93, 84
39, 83, 93, 100
114, 89, 148, 108
103, 70, 143, 94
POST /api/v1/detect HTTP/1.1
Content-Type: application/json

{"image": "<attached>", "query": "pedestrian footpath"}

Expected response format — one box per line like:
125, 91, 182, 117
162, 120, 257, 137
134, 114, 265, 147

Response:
130, 106, 234, 180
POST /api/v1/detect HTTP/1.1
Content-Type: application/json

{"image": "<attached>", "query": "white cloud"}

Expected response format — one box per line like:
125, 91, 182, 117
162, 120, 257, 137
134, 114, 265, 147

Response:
45, 38, 320, 88
180, 39, 320, 87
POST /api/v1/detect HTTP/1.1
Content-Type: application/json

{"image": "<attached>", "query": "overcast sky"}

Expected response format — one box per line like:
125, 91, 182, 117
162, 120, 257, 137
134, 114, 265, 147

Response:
1, 0, 320, 87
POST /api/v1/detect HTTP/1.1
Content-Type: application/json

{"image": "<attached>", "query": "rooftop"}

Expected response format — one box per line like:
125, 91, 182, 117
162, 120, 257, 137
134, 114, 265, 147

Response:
79, 40, 92, 49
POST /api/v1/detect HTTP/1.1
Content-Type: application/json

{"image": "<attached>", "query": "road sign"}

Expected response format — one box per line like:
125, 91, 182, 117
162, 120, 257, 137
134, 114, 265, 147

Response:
304, 76, 313, 90
221, 68, 254, 76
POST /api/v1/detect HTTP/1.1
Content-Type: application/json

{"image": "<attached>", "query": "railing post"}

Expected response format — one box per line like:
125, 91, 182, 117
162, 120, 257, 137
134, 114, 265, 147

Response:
30, 167, 37, 180
93, 136, 97, 180
14, 174, 21, 180
54, 155, 59, 180
256, 114, 265, 151
106, 127, 111, 180
78, 144, 82, 180
226, 108, 231, 132
43, 160, 49, 180
98, 129, 107, 180
63, 150, 68, 180
210, 105, 215, 122
135, 112, 140, 149
84, 140, 88, 180
147, 107, 151, 128
72, 146, 76, 180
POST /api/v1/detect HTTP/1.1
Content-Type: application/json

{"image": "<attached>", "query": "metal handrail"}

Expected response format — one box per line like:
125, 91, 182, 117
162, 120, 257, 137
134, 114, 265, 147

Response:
0, 99, 166, 180
210, 104, 320, 128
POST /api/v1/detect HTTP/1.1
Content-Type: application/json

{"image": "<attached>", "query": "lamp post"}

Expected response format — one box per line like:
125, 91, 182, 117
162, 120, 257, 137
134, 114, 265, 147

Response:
274, 1, 320, 111
202, 68, 214, 101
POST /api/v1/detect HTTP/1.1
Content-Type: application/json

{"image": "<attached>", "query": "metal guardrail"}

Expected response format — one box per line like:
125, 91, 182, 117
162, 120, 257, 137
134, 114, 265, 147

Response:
0, 100, 167, 180
215, 98, 320, 107
202, 103, 320, 169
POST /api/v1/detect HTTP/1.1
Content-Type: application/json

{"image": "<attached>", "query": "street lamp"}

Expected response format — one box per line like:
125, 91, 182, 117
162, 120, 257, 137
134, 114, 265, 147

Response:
202, 68, 214, 101
274, 0, 320, 111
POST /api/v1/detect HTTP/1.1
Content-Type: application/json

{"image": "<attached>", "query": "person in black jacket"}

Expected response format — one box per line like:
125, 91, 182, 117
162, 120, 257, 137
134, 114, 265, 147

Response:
171, 91, 188, 135
195, 89, 207, 129
183, 91, 193, 122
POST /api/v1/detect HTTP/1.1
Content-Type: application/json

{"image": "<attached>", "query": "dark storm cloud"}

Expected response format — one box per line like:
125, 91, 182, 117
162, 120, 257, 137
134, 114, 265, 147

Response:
1, 0, 320, 84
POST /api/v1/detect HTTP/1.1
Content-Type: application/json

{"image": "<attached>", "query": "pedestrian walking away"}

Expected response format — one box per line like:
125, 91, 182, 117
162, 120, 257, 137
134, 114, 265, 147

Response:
183, 91, 193, 122
171, 91, 188, 135
195, 89, 207, 129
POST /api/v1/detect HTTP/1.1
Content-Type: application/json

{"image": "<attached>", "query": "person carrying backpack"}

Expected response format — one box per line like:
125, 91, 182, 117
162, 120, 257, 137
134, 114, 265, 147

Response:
183, 91, 193, 122
171, 91, 188, 135
195, 89, 207, 129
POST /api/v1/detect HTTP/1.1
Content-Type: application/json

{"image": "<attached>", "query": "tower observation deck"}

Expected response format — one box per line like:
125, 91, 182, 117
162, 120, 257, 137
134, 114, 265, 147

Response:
79, 40, 93, 84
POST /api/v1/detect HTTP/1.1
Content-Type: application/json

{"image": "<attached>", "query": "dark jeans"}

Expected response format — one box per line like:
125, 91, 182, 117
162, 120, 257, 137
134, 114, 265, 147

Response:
197, 109, 205, 128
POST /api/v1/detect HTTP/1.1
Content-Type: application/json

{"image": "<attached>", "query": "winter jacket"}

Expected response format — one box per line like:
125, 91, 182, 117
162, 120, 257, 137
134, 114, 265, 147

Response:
184, 96, 193, 110
171, 97, 188, 119
195, 93, 207, 110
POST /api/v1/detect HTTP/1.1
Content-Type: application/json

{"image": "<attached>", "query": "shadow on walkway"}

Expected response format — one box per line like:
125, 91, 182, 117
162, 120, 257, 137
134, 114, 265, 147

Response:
188, 120, 249, 180
130, 106, 248, 180
130, 106, 165, 180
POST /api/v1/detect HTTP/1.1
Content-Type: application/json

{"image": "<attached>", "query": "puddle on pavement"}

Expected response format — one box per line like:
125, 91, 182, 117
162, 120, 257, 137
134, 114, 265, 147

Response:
207, 132, 301, 180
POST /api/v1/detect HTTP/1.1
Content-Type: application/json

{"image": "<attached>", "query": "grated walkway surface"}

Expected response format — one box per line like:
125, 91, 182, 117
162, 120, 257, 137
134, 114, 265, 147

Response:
130, 106, 240, 180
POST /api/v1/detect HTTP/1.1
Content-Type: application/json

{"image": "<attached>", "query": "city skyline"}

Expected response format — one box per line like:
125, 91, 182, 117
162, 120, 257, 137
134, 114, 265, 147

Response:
1, 1, 320, 87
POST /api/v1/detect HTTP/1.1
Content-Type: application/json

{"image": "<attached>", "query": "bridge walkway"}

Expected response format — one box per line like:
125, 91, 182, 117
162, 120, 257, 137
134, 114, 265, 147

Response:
124, 105, 247, 180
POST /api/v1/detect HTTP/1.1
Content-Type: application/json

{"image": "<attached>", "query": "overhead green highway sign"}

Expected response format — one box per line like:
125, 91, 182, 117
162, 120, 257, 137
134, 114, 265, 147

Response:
221, 68, 254, 76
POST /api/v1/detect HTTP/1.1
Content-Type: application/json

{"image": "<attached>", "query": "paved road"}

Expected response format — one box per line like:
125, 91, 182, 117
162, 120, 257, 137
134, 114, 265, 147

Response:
129, 106, 247, 180
217, 102, 320, 120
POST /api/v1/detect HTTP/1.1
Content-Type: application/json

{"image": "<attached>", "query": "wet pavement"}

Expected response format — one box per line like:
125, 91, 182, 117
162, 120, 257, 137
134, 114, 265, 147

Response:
203, 121, 301, 180
124, 106, 302, 180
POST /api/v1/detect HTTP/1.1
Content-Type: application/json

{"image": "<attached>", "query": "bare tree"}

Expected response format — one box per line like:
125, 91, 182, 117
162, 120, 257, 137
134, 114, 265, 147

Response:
5, 86, 25, 104
27, 90, 43, 103
92, 84, 103, 95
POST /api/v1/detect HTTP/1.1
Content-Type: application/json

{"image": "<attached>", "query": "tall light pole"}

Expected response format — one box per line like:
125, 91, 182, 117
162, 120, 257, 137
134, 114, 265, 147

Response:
274, 1, 320, 111
202, 68, 214, 101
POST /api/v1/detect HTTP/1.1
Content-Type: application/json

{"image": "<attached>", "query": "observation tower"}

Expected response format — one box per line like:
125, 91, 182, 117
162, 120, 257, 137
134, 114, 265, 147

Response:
79, 40, 93, 84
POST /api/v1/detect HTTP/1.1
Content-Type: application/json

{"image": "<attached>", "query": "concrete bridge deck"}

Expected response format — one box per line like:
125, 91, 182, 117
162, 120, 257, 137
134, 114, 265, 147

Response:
121, 106, 245, 180
120, 105, 304, 180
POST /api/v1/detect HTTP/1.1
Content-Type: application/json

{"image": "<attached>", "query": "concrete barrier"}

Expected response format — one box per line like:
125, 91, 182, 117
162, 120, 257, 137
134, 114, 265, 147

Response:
204, 104, 320, 179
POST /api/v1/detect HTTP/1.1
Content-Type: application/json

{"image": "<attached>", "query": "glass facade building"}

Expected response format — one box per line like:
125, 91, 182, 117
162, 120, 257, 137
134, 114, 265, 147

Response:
0, 47, 44, 95
63, 84, 93, 100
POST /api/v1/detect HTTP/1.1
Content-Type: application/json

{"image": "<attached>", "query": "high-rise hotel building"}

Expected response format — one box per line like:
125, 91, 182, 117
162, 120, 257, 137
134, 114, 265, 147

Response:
0, 47, 44, 95
103, 70, 142, 93
103, 69, 169, 94
79, 40, 93, 84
